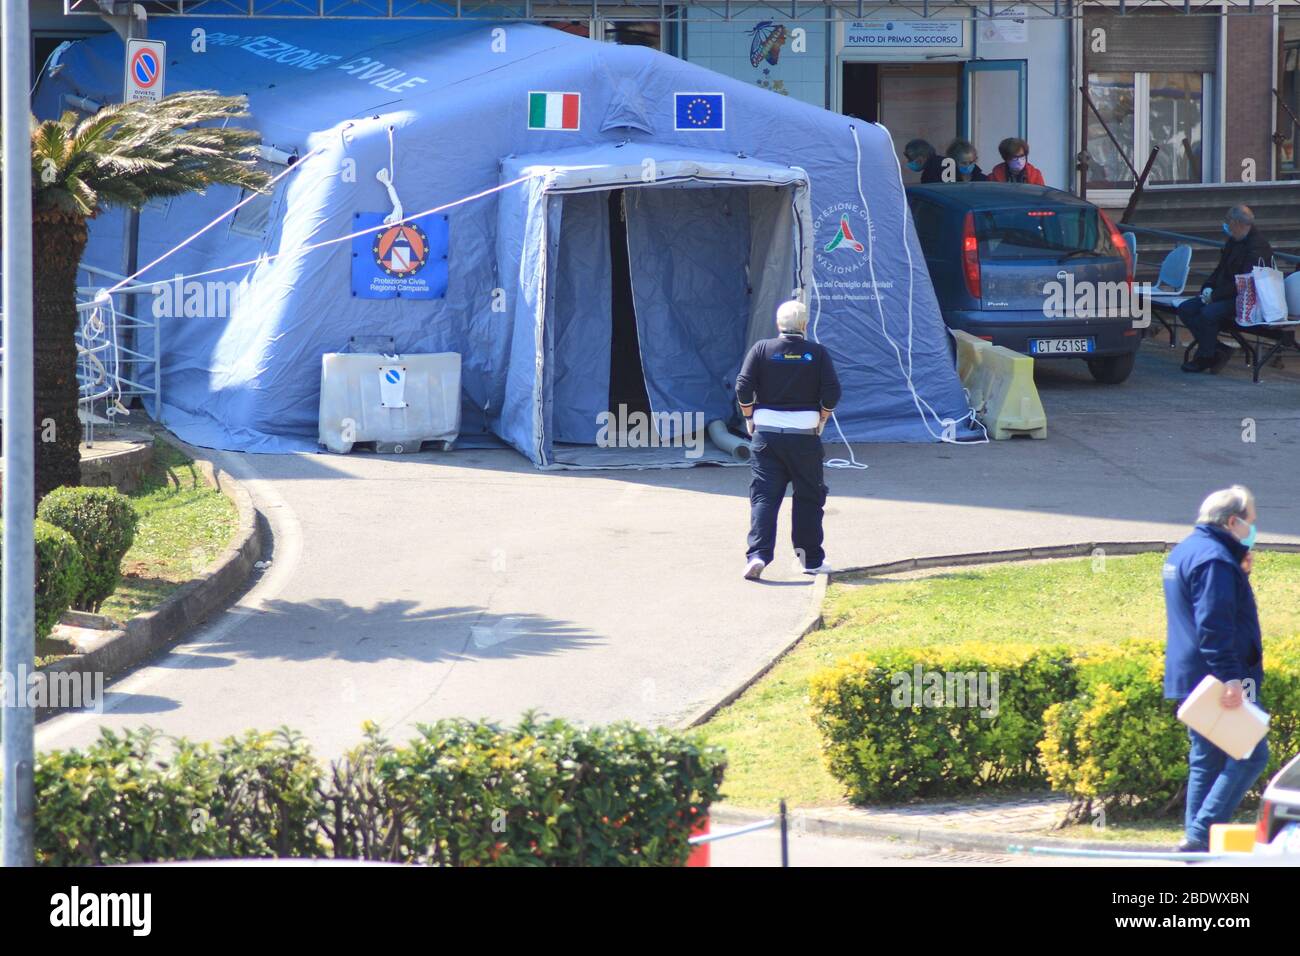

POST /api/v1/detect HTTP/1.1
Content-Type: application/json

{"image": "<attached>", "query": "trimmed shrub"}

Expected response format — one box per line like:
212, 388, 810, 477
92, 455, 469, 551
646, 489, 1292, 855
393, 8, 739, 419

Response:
332, 716, 726, 866
0, 519, 88, 641
34, 727, 327, 865
37, 486, 139, 611
36, 716, 726, 867
1038, 637, 1300, 821
808, 643, 1077, 802
1038, 639, 1186, 822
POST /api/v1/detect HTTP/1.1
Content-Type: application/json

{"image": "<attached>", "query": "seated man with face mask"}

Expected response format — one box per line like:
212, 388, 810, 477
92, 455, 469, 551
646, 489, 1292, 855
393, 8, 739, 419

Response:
1176, 204, 1273, 374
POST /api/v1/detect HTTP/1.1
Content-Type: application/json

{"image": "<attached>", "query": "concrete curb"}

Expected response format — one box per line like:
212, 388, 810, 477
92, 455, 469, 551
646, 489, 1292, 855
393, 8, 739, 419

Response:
36, 431, 264, 718
77, 438, 153, 494
709, 804, 1176, 856
681, 572, 828, 729
833, 539, 1300, 578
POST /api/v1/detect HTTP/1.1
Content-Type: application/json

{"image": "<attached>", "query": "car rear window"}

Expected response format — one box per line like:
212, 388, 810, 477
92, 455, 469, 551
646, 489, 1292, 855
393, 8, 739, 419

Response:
1275, 756, 1300, 793
974, 207, 1116, 260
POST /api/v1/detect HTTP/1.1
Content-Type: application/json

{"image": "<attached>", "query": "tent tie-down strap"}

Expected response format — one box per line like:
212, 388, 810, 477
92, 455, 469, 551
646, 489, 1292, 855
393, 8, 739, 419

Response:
808, 125, 987, 470
101, 146, 328, 297
377, 124, 404, 225
102, 164, 540, 290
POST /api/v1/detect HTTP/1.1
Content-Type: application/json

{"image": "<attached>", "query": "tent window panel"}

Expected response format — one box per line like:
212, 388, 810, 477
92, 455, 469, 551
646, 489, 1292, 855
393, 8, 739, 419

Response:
230, 159, 278, 240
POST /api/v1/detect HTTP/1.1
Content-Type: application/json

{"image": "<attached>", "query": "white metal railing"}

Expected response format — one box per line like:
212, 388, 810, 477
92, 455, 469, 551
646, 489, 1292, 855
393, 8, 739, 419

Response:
0, 263, 161, 447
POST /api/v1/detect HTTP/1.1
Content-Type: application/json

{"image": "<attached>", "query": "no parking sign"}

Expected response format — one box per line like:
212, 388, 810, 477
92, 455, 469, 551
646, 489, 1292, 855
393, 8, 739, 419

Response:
124, 38, 165, 103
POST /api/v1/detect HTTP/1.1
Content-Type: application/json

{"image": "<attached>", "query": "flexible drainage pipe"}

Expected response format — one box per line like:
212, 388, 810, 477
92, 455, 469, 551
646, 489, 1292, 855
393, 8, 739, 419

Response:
707, 419, 751, 461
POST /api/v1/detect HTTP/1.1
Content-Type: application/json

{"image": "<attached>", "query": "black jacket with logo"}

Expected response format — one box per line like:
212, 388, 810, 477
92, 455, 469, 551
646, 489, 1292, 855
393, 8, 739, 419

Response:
1203, 227, 1273, 303
735, 332, 842, 414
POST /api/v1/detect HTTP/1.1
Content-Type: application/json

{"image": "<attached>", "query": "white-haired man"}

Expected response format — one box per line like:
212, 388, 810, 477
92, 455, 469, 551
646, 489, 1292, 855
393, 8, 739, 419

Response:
734, 299, 841, 581
1177, 205, 1273, 374
1163, 485, 1269, 852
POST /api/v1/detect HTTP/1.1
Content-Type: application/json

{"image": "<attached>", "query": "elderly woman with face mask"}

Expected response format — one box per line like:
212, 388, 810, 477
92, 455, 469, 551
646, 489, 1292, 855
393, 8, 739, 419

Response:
943, 139, 988, 182
989, 137, 1046, 185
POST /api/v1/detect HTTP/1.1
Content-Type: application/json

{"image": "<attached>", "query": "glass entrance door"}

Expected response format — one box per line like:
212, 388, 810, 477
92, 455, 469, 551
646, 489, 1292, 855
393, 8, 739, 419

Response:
961, 60, 1027, 175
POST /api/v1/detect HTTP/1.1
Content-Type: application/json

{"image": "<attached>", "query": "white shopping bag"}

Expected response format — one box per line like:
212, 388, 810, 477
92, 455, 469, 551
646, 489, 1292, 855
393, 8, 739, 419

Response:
1250, 260, 1288, 325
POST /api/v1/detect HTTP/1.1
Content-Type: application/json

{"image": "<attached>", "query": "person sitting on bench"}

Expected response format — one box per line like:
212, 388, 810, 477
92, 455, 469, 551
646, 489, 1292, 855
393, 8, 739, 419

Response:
1178, 205, 1273, 374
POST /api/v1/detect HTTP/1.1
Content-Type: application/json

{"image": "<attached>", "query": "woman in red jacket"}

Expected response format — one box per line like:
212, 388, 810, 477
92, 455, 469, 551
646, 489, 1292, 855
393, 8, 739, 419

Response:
989, 137, 1046, 185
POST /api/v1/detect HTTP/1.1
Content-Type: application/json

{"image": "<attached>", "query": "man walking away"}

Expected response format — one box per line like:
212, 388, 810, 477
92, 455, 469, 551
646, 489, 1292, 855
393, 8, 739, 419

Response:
1163, 485, 1269, 852
1177, 205, 1273, 374
735, 300, 841, 581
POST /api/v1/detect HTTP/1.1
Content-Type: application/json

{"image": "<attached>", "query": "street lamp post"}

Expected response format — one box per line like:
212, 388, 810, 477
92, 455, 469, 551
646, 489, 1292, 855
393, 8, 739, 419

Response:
2, 0, 38, 867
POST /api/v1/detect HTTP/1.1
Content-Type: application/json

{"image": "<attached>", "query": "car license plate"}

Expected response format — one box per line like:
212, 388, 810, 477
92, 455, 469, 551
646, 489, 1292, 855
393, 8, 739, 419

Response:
1030, 337, 1094, 355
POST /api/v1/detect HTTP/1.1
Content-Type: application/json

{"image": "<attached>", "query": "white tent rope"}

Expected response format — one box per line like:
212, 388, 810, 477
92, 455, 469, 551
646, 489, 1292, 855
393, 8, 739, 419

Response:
138, 172, 539, 287
103, 146, 328, 296
809, 273, 868, 470
849, 123, 987, 445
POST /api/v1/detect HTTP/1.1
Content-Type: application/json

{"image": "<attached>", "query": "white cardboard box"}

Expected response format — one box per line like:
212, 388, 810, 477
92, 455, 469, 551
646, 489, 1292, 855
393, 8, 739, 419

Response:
1176, 674, 1270, 760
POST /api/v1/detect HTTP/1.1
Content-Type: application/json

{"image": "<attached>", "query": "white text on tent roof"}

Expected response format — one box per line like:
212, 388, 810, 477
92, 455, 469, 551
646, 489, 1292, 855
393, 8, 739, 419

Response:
206, 32, 428, 94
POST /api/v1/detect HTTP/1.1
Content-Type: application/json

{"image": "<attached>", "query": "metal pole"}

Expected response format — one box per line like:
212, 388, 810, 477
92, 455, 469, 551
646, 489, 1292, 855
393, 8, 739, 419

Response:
2, 0, 37, 868
779, 800, 789, 867
1120, 145, 1161, 224
120, 13, 146, 388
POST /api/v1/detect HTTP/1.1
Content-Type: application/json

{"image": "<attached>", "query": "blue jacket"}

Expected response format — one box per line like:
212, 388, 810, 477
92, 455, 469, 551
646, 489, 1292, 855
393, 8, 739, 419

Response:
1163, 524, 1264, 700
735, 332, 841, 414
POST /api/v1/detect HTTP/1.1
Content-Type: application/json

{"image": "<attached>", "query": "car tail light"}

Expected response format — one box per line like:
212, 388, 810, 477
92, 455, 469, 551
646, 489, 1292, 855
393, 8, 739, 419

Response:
962, 212, 981, 300
1100, 210, 1132, 291
1255, 798, 1276, 845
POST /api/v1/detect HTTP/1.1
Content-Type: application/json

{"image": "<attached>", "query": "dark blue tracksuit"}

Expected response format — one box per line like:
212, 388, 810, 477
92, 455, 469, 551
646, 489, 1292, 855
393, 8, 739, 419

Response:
735, 331, 842, 568
1163, 523, 1269, 847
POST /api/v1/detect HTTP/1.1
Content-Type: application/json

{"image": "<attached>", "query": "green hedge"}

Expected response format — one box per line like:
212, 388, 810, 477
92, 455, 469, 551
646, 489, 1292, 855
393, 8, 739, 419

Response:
1040, 637, 1300, 821
37, 486, 138, 612
808, 643, 1076, 802
1038, 640, 1188, 821
35, 716, 726, 866
35, 727, 325, 864
808, 637, 1300, 818
0, 519, 88, 641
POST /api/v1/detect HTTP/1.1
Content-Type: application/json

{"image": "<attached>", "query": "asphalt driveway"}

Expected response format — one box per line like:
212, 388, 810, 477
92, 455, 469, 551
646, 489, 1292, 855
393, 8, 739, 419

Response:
37, 338, 1300, 760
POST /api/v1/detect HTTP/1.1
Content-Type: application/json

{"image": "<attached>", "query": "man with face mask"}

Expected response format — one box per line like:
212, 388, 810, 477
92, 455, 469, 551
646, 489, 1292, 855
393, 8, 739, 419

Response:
1162, 485, 1269, 853
902, 139, 945, 184
1177, 204, 1274, 374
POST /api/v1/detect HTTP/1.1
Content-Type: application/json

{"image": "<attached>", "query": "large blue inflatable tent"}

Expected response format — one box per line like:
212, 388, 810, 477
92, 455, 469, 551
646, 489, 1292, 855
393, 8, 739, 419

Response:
34, 18, 976, 465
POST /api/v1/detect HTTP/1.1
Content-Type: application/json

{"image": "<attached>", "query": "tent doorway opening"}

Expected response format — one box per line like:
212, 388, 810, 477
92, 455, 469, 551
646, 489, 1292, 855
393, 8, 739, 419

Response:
496, 152, 812, 468
607, 189, 652, 422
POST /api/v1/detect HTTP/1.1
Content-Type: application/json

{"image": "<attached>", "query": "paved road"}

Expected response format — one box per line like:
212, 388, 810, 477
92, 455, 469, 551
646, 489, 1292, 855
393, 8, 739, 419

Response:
709, 829, 1183, 867
37, 340, 1300, 763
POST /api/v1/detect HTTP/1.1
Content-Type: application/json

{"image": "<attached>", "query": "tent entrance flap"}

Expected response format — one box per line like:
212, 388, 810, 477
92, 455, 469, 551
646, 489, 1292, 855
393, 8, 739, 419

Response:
607, 190, 651, 424
496, 150, 812, 467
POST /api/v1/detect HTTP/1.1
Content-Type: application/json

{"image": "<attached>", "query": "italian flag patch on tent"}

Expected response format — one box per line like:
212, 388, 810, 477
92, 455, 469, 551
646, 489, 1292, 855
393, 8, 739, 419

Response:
528, 91, 580, 130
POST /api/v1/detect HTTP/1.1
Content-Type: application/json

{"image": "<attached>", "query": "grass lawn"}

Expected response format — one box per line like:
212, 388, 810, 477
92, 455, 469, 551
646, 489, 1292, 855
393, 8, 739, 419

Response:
96, 440, 240, 624
699, 551, 1300, 820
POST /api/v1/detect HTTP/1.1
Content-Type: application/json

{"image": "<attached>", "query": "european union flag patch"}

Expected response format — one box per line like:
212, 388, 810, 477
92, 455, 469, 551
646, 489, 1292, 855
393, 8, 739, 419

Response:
675, 92, 725, 131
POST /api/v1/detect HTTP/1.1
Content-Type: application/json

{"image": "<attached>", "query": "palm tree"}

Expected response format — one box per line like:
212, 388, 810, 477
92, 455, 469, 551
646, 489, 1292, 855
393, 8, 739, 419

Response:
10, 91, 269, 500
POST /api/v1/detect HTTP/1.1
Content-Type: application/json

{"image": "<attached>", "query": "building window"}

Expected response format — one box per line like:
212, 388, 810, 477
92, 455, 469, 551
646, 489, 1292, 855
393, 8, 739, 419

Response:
1084, 71, 1209, 188
1282, 37, 1300, 178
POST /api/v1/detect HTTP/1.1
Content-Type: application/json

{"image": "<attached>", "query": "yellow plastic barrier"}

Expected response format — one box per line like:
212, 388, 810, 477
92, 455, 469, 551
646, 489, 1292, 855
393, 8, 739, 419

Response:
951, 329, 1047, 440
1209, 823, 1257, 854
